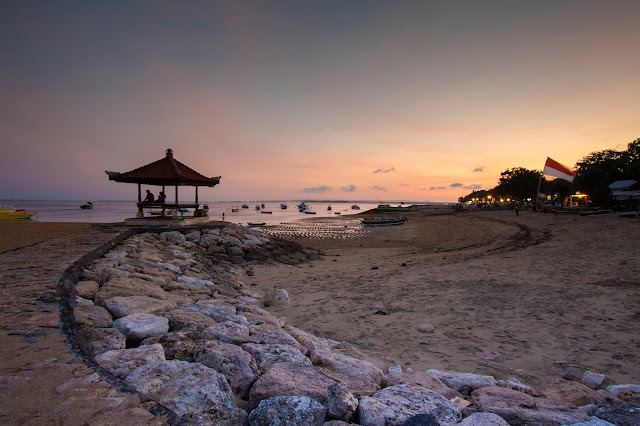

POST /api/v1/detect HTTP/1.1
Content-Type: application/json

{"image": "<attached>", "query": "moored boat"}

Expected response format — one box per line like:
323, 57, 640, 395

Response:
351, 204, 360, 210
0, 205, 37, 220
361, 215, 408, 226
241, 204, 249, 209
247, 222, 266, 227
260, 210, 272, 214
280, 203, 288, 209
80, 201, 93, 209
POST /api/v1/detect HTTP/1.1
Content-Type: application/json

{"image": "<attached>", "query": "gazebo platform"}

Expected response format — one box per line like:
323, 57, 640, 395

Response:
123, 216, 211, 227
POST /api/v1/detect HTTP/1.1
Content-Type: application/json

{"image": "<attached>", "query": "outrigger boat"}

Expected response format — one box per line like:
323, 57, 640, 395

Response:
0, 205, 37, 220
361, 215, 408, 226
80, 201, 93, 209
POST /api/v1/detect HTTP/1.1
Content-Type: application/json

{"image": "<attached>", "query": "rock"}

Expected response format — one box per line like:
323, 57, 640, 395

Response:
594, 403, 640, 425
184, 230, 201, 242
417, 323, 435, 333
241, 343, 312, 372
357, 384, 462, 426
74, 304, 113, 328
496, 377, 535, 395
113, 313, 169, 342
140, 329, 202, 360
160, 231, 186, 245
471, 386, 590, 425
124, 360, 246, 425
253, 330, 308, 355
104, 296, 177, 319
177, 275, 214, 289
95, 344, 166, 378
161, 308, 217, 331
156, 262, 182, 274
249, 362, 378, 409
190, 299, 248, 324
264, 288, 289, 306
582, 371, 606, 389
382, 371, 461, 400
541, 378, 616, 406
194, 339, 258, 398
457, 412, 510, 425
402, 414, 439, 425
80, 327, 126, 356
311, 348, 383, 390
427, 369, 497, 392
76, 280, 99, 300
326, 383, 358, 422
248, 395, 326, 426
606, 384, 640, 396
388, 365, 402, 374
570, 417, 617, 426
202, 321, 258, 344
95, 277, 170, 305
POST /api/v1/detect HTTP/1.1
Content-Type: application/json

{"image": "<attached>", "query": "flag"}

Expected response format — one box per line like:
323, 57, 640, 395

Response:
543, 157, 574, 182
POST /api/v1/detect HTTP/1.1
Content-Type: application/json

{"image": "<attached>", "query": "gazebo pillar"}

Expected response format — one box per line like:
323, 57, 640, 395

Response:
195, 186, 199, 204
137, 184, 143, 217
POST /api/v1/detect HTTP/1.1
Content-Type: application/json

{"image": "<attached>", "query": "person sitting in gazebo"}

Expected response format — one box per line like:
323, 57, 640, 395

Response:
157, 191, 166, 203
142, 189, 155, 204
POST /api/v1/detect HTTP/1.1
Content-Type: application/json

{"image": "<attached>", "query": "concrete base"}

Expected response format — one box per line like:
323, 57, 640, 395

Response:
123, 216, 210, 227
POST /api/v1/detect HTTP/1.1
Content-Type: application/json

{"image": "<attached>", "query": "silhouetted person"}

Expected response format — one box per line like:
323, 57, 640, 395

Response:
157, 191, 166, 203
142, 189, 155, 204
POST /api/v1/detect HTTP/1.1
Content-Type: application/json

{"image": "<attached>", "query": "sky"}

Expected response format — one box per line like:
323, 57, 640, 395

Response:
1, 1, 639, 202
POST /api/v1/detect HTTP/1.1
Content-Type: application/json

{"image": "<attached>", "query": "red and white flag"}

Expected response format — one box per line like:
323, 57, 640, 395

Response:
543, 157, 574, 182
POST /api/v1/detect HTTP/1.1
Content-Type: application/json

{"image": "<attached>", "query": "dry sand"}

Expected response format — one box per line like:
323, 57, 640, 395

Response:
0, 221, 91, 253
246, 209, 640, 387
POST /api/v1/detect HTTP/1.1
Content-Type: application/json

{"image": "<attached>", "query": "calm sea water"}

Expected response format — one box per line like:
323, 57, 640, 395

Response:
1, 200, 408, 226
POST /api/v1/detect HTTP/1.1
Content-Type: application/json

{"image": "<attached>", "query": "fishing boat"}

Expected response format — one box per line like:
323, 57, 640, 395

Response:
231, 206, 240, 212
361, 215, 408, 226
351, 204, 360, 210
0, 205, 37, 220
247, 222, 266, 227
80, 201, 93, 209
304, 209, 316, 215
280, 203, 288, 209
327, 204, 332, 211
298, 202, 308, 209
260, 210, 273, 214
241, 204, 249, 209
255, 205, 261, 210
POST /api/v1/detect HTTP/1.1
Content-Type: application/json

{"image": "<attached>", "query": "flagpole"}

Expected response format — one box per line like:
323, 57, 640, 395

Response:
535, 175, 542, 212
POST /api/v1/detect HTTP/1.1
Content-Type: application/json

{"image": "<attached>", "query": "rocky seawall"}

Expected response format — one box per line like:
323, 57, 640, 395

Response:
58, 223, 640, 425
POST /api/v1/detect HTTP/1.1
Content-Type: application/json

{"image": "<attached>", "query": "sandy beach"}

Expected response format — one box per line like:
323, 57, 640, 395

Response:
247, 209, 640, 388
1, 209, 639, 423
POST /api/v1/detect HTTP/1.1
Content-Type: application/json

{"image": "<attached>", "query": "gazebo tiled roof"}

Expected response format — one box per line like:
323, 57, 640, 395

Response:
106, 149, 221, 187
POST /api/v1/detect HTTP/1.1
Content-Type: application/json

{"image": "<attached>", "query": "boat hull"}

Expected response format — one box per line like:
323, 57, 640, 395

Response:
361, 217, 408, 226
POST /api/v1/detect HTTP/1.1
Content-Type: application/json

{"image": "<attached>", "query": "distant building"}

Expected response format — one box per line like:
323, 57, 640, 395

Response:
609, 180, 640, 211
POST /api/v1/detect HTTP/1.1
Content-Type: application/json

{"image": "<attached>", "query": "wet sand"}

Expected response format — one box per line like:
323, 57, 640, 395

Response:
0, 221, 92, 253
246, 209, 640, 387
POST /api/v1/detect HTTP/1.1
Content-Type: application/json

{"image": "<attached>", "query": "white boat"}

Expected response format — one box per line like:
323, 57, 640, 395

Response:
80, 201, 93, 209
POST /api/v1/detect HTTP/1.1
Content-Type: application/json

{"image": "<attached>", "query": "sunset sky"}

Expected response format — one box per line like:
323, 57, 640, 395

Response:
1, 1, 639, 202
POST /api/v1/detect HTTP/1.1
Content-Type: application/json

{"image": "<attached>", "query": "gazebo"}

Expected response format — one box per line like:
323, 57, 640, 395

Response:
105, 148, 221, 219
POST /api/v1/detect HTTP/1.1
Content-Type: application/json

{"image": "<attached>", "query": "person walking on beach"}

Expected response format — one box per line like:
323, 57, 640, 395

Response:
515, 204, 519, 216
142, 189, 155, 204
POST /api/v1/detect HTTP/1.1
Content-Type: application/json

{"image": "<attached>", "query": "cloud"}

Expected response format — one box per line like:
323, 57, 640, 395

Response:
463, 184, 483, 190
341, 184, 356, 192
429, 186, 447, 190
371, 185, 388, 191
449, 182, 464, 188
473, 167, 484, 172
373, 166, 396, 174
302, 185, 332, 193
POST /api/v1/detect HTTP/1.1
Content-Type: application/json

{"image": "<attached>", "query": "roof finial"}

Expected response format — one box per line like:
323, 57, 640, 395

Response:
166, 148, 173, 157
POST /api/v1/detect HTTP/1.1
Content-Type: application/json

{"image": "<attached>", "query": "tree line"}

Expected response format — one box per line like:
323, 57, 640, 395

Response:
459, 138, 640, 208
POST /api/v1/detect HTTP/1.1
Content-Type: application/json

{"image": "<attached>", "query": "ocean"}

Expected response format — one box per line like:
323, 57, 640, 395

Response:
1, 200, 408, 226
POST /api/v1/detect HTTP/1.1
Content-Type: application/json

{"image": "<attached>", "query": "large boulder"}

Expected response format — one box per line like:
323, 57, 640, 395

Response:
241, 343, 312, 372
427, 369, 497, 392
594, 403, 640, 425
382, 370, 460, 400
75, 280, 99, 300
95, 344, 166, 378
80, 327, 126, 356
249, 362, 378, 409
94, 277, 169, 306
202, 321, 258, 345
248, 396, 326, 426
253, 330, 308, 355
124, 360, 246, 425
541, 378, 616, 406
357, 384, 462, 425
161, 308, 217, 332
104, 296, 177, 319
310, 348, 383, 391
471, 386, 590, 425
325, 383, 358, 422
113, 313, 169, 342
74, 304, 113, 328
458, 412, 510, 425
194, 340, 258, 398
